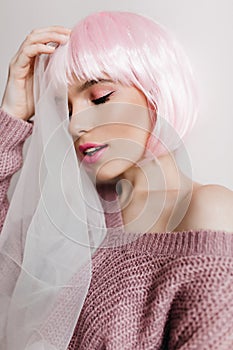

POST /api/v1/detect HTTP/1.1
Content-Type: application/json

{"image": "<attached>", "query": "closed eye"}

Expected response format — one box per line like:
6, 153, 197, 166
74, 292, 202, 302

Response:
92, 91, 115, 105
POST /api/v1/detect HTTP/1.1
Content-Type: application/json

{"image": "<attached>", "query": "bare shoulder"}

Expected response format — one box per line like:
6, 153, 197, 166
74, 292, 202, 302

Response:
176, 184, 233, 233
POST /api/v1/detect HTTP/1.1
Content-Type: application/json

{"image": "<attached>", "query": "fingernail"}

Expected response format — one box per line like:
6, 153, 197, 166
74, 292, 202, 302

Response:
47, 42, 58, 48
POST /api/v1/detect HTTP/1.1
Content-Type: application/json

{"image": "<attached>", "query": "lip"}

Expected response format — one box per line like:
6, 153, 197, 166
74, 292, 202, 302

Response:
79, 143, 107, 153
79, 142, 109, 165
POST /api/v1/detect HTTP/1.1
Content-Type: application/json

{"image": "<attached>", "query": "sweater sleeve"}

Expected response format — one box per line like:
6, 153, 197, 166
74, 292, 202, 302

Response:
166, 255, 233, 350
0, 109, 33, 232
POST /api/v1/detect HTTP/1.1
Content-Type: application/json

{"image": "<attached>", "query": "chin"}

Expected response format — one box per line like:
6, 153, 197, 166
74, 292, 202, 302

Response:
95, 168, 121, 184
93, 159, 133, 184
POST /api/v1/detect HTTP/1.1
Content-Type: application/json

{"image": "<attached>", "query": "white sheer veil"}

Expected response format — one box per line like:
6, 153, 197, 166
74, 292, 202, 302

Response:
0, 52, 107, 350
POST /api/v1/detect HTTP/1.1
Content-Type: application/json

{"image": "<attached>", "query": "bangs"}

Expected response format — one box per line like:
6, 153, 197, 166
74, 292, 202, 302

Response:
48, 11, 198, 156
50, 11, 160, 90
67, 12, 137, 84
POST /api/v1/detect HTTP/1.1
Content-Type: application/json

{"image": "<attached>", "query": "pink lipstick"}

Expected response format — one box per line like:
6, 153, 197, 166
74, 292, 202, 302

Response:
79, 143, 109, 164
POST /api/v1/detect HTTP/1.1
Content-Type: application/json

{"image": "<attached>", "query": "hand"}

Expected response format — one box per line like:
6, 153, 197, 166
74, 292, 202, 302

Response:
1, 26, 71, 121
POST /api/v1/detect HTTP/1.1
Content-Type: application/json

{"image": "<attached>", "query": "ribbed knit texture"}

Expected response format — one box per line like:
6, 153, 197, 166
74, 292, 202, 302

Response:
68, 185, 233, 350
1, 109, 233, 349
69, 236, 233, 350
0, 109, 33, 231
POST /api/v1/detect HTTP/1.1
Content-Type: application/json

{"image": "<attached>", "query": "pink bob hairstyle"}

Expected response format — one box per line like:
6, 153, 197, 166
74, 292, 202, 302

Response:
50, 11, 199, 156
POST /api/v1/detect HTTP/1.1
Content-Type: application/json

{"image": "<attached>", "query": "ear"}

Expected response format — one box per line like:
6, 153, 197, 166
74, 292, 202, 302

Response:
146, 99, 157, 127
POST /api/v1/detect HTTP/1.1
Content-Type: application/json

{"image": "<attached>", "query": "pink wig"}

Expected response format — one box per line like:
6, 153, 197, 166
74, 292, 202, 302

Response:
51, 11, 198, 156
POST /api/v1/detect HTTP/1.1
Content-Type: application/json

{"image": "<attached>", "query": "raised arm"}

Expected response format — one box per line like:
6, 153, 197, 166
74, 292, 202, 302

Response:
0, 26, 71, 232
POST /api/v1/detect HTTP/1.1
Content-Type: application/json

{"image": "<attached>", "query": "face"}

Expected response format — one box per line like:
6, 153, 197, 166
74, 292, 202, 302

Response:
68, 77, 152, 183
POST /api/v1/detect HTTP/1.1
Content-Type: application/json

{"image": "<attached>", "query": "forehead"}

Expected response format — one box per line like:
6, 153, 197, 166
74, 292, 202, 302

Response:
76, 78, 115, 91
68, 77, 121, 98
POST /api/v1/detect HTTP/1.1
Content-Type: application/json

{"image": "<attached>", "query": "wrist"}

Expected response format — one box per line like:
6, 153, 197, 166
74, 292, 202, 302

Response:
0, 104, 31, 122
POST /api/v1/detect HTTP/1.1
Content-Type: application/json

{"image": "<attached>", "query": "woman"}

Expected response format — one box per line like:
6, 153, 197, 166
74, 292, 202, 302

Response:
1, 11, 233, 350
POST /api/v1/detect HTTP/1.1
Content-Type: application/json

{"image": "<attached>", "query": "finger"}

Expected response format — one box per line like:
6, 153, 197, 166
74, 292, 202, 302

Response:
10, 26, 71, 74
30, 26, 71, 35
15, 44, 56, 70
15, 27, 70, 54
25, 31, 70, 46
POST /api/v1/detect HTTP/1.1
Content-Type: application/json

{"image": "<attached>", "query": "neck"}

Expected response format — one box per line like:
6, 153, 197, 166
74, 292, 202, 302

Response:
116, 152, 194, 233
119, 152, 190, 197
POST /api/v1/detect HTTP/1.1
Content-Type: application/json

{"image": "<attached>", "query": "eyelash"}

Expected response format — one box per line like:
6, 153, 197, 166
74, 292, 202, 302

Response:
91, 91, 115, 105
69, 91, 115, 117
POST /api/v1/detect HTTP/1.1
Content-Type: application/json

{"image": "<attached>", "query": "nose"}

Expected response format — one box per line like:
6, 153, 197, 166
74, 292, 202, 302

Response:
68, 106, 98, 139
68, 116, 88, 140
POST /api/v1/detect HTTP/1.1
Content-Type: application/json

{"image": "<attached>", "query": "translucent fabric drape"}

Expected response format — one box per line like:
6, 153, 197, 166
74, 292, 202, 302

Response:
0, 54, 107, 350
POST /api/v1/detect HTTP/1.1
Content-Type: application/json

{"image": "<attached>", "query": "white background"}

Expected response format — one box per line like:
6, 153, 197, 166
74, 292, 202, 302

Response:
0, 0, 232, 189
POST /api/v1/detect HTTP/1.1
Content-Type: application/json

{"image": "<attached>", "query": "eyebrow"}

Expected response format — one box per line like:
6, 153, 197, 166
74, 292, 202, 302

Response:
77, 79, 114, 92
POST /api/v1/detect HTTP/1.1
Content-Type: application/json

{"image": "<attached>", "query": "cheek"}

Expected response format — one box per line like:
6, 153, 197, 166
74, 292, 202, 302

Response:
101, 123, 150, 144
101, 124, 149, 162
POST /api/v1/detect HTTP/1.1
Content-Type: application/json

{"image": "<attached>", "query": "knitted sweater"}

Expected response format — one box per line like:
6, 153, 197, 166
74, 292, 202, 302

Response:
1, 109, 233, 350
0, 109, 33, 231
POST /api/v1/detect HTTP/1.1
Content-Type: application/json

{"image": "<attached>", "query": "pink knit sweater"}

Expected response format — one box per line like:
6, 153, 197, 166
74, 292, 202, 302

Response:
1, 108, 233, 349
